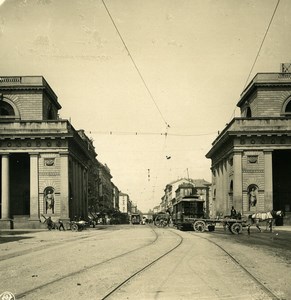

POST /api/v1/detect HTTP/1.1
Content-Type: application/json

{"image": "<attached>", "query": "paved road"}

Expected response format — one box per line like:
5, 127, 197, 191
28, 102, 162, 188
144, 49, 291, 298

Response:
0, 225, 290, 299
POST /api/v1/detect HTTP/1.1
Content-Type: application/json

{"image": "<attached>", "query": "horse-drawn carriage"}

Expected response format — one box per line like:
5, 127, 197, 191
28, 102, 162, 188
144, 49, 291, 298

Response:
171, 197, 247, 234
153, 195, 284, 234
42, 215, 88, 231
154, 212, 171, 227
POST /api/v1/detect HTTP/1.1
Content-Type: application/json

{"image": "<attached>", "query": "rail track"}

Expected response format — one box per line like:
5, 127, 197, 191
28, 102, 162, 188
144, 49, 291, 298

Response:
189, 231, 281, 300
13, 227, 183, 299
2, 226, 286, 299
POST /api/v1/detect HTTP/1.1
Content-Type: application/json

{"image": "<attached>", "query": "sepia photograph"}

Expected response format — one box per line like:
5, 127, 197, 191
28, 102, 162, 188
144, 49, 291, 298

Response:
0, 0, 291, 299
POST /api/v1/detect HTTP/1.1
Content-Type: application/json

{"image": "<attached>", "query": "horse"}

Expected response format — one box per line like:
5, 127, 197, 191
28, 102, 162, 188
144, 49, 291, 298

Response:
249, 210, 284, 232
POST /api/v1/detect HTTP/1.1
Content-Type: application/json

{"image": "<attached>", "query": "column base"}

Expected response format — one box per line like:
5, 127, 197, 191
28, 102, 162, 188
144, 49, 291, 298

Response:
0, 219, 13, 229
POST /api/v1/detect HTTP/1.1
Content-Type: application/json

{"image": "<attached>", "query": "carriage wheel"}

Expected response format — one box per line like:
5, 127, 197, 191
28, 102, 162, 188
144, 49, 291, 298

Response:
193, 220, 206, 232
154, 217, 166, 227
71, 223, 78, 232
65, 222, 71, 230
230, 222, 243, 234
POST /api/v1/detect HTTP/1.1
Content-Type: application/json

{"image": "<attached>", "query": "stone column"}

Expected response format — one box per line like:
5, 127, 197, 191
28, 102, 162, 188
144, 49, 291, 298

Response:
1, 154, 10, 219
233, 150, 243, 212
29, 153, 39, 220
264, 150, 273, 211
60, 152, 69, 219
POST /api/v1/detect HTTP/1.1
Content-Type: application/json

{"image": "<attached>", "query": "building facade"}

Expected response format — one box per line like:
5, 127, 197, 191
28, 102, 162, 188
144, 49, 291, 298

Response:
119, 192, 131, 214
0, 76, 96, 229
160, 178, 211, 215
206, 71, 291, 224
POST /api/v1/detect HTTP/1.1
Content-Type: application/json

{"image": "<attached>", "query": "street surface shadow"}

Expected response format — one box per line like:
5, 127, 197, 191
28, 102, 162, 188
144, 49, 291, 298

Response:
0, 231, 34, 244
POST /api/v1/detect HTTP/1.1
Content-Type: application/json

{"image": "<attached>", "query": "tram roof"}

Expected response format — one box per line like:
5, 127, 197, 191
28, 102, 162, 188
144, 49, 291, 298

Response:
179, 196, 204, 202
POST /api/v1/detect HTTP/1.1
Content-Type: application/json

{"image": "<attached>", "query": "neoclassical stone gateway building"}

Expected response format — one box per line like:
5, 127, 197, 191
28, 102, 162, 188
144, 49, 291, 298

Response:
0, 76, 96, 229
206, 72, 291, 224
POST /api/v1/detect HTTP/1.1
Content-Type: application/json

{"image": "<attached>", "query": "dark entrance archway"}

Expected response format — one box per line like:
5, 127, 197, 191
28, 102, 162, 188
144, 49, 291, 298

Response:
0, 157, 2, 217
10, 153, 30, 216
273, 150, 291, 213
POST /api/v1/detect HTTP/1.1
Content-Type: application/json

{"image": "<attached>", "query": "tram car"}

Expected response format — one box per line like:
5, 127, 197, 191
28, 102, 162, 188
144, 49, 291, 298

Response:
172, 196, 246, 233
172, 195, 205, 230
131, 213, 141, 225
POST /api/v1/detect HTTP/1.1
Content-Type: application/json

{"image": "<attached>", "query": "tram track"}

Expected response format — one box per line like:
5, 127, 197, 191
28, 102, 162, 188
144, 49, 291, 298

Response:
14, 227, 183, 299
101, 228, 183, 300
14, 226, 161, 299
189, 231, 281, 300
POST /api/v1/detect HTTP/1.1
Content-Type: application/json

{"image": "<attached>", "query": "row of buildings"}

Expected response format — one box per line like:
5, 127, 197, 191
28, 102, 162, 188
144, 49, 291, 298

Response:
0, 76, 135, 229
2, 66, 291, 228
206, 66, 291, 224
153, 66, 291, 226
153, 178, 211, 216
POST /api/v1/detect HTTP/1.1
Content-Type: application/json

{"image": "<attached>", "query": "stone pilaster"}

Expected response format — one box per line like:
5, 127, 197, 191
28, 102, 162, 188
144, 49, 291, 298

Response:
29, 153, 39, 220
233, 150, 243, 212
60, 152, 69, 219
264, 150, 273, 211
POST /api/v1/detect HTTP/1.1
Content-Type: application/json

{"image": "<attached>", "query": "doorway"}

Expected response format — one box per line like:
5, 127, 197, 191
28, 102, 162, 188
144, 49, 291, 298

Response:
273, 150, 291, 212
10, 153, 30, 216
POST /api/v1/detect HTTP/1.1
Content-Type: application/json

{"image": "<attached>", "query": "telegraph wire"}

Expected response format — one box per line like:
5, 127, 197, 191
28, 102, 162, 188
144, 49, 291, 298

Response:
101, 0, 170, 128
226, 0, 280, 126
88, 130, 217, 137
243, 0, 280, 89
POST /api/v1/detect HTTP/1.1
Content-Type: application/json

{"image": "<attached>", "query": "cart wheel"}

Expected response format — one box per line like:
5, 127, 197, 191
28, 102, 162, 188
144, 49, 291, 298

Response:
71, 223, 78, 232
65, 222, 71, 230
230, 222, 243, 234
193, 220, 206, 232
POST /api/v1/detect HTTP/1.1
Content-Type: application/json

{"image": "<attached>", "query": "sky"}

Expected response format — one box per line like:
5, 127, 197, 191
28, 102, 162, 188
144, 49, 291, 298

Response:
0, 0, 290, 212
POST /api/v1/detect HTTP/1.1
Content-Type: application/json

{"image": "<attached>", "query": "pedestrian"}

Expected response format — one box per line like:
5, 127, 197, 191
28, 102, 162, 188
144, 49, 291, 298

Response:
59, 220, 65, 231
230, 206, 237, 218
247, 224, 251, 235
46, 216, 53, 230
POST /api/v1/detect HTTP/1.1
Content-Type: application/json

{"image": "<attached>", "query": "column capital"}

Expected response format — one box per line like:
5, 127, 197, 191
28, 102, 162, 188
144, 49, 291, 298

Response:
0, 153, 10, 156
28, 152, 39, 156
60, 151, 69, 156
263, 149, 273, 153
233, 150, 243, 155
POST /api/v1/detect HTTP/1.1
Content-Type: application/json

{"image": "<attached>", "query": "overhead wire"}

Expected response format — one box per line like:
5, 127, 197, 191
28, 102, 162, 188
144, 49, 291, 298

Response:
101, 0, 170, 128
243, 0, 280, 89
88, 130, 217, 137
226, 0, 280, 124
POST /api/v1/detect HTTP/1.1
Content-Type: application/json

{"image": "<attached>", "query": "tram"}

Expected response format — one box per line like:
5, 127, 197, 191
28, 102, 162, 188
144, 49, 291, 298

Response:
131, 213, 141, 225
172, 196, 205, 230
172, 196, 246, 234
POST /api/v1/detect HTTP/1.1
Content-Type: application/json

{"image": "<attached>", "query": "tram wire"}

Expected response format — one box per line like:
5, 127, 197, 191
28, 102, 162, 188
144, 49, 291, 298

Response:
188, 231, 281, 300
101, 0, 170, 129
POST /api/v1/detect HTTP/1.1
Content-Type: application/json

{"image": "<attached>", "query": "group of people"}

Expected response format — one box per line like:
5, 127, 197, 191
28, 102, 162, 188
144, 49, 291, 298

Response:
45, 216, 65, 231
230, 206, 242, 219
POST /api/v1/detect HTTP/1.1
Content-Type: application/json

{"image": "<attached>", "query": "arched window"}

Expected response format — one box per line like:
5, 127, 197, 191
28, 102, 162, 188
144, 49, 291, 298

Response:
0, 101, 15, 117
285, 101, 291, 113
0, 98, 20, 120
246, 107, 252, 118
282, 97, 291, 116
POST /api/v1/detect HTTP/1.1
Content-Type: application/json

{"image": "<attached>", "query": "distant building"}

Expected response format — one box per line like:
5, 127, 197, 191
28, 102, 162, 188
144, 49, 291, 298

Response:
112, 182, 120, 211
0, 76, 96, 228
119, 192, 130, 214
97, 161, 113, 213
206, 70, 291, 224
160, 178, 211, 215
